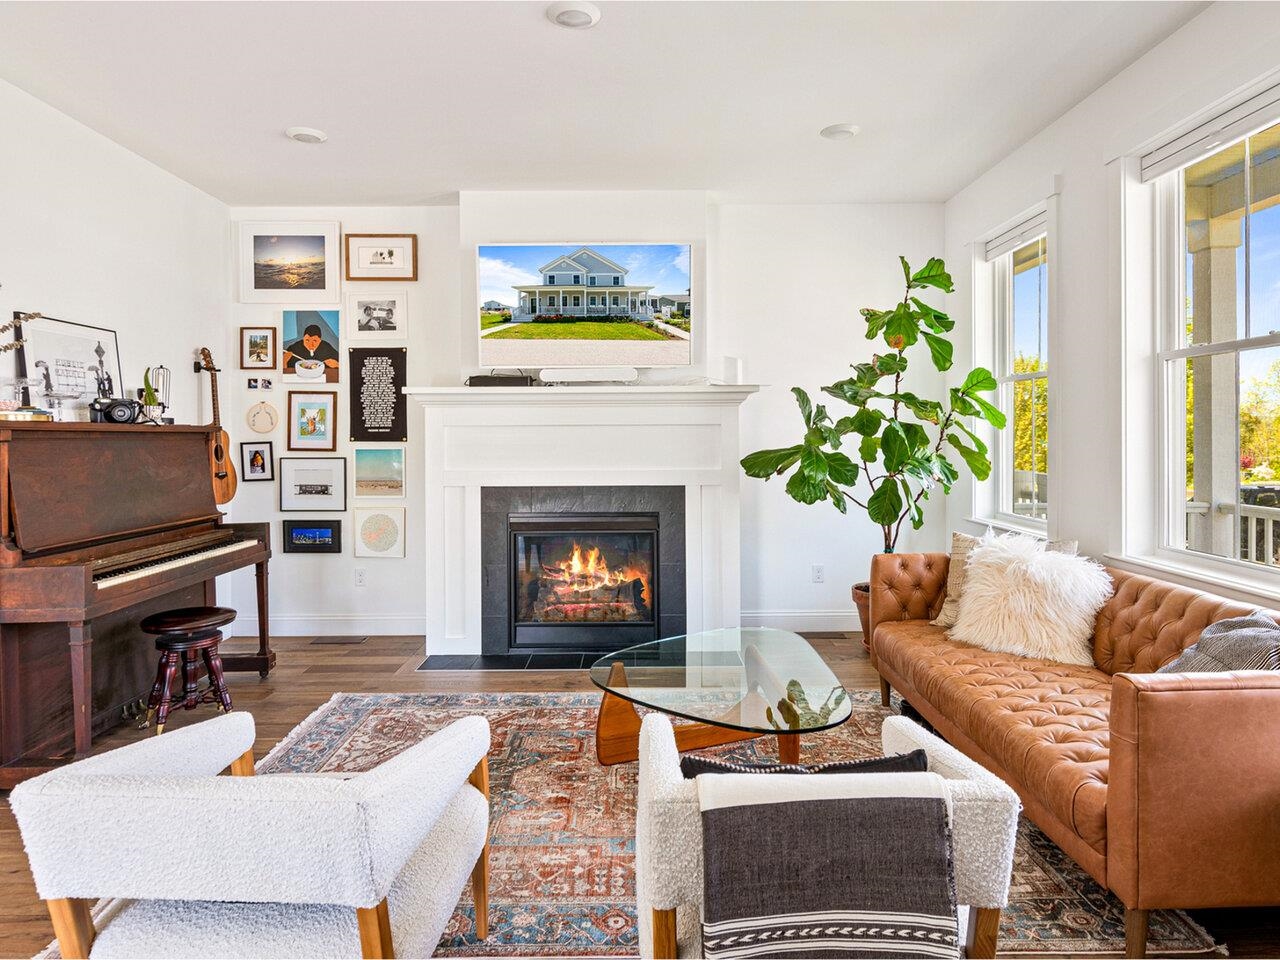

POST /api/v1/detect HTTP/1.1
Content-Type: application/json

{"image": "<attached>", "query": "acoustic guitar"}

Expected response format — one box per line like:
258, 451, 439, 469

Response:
197, 347, 238, 504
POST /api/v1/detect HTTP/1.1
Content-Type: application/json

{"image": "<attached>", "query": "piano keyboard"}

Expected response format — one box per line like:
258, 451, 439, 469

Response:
94, 540, 259, 589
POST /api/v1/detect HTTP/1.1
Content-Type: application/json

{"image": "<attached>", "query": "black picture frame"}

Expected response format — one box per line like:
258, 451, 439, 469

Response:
349, 347, 408, 442
12, 312, 124, 412
239, 441, 275, 482
281, 519, 342, 554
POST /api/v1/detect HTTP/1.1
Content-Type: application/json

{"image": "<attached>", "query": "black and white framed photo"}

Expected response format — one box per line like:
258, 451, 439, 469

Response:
13, 313, 123, 420
344, 234, 418, 281
240, 441, 274, 482
282, 519, 342, 554
279, 456, 347, 511
346, 289, 408, 340
238, 221, 340, 303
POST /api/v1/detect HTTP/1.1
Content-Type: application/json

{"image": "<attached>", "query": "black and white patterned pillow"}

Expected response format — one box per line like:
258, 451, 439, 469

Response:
680, 748, 928, 779
1158, 612, 1280, 673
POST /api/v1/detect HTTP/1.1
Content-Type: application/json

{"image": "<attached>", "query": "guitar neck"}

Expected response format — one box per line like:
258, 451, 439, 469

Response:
209, 367, 222, 430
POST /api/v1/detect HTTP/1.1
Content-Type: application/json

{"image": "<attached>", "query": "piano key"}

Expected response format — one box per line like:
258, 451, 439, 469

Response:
94, 540, 259, 589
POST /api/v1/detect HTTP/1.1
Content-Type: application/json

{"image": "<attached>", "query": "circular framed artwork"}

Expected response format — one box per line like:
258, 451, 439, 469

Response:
354, 506, 405, 558
247, 401, 279, 434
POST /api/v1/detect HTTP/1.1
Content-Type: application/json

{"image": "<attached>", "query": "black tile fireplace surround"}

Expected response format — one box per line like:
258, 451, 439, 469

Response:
463, 485, 686, 667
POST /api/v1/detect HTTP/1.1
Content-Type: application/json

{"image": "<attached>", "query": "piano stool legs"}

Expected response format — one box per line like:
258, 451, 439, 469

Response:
141, 632, 234, 734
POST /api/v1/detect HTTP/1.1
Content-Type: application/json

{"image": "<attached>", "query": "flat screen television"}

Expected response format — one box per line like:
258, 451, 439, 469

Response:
477, 243, 693, 369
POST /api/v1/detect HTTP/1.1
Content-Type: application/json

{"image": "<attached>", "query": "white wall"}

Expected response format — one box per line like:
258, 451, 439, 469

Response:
717, 203, 947, 629
0, 79, 228, 419
943, 3, 1280, 605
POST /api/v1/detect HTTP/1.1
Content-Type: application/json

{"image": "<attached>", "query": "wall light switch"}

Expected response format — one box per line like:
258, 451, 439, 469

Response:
811, 564, 825, 584
354, 568, 368, 588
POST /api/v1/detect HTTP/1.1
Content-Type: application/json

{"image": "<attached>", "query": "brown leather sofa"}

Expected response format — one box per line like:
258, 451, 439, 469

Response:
868, 552, 1280, 958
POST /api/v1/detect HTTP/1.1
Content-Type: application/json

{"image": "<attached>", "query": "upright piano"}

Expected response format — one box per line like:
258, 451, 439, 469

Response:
0, 421, 272, 787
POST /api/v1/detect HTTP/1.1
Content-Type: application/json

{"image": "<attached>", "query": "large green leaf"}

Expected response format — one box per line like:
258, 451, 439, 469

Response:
922, 332, 954, 372
901, 421, 931, 452
896, 391, 944, 424
875, 352, 908, 375
911, 297, 955, 333
867, 478, 905, 525
785, 470, 828, 505
910, 258, 955, 293
800, 445, 829, 482
822, 379, 882, 406
972, 393, 1007, 429
849, 408, 883, 436
883, 307, 919, 351
858, 435, 880, 462
900, 255, 913, 286
947, 433, 992, 481
825, 481, 848, 514
741, 446, 803, 478
901, 478, 924, 529
826, 451, 859, 486
861, 308, 891, 340
792, 387, 813, 426
881, 421, 909, 472
953, 419, 989, 456
935, 453, 960, 487
960, 367, 998, 394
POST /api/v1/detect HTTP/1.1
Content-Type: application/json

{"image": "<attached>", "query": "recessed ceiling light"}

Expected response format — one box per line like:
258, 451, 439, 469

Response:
285, 126, 328, 144
819, 123, 861, 142
546, 1, 600, 29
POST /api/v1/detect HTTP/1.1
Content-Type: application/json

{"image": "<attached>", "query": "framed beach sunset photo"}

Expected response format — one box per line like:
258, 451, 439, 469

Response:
238, 221, 339, 302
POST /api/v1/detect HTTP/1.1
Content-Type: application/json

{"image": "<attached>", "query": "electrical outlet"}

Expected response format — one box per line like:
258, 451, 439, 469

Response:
811, 564, 825, 584
354, 567, 368, 588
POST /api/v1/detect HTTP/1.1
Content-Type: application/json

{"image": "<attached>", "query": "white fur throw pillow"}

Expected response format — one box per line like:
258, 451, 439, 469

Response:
950, 534, 1113, 666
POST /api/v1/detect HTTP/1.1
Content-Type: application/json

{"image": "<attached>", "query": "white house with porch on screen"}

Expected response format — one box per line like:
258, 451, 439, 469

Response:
511, 247, 655, 321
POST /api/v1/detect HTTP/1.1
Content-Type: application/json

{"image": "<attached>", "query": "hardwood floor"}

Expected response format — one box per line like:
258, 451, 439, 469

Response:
0, 633, 1274, 958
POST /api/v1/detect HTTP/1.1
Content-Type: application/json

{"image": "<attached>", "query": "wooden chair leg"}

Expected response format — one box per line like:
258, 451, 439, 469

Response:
47, 898, 94, 960
469, 756, 490, 939
964, 906, 1000, 958
1125, 908, 1149, 959
228, 748, 255, 777
879, 676, 892, 707
652, 907, 678, 959
376, 898, 394, 959
356, 901, 388, 959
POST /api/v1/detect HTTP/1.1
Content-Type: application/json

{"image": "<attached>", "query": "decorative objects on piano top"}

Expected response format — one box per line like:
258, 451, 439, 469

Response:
12, 311, 123, 421
237, 220, 340, 303
282, 518, 342, 554
240, 440, 275, 482
279, 456, 347, 511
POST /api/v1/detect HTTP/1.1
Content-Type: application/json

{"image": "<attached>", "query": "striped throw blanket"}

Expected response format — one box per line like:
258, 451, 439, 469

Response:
697, 771, 958, 959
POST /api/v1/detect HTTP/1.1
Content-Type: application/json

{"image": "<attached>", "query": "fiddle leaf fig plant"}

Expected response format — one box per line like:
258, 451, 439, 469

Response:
741, 256, 1006, 553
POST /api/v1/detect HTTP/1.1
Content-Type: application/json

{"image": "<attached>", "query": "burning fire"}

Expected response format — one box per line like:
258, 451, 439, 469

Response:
547, 542, 651, 608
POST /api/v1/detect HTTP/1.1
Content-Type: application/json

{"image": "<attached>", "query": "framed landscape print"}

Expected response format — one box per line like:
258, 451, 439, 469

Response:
354, 506, 405, 558
354, 448, 405, 498
344, 233, 418, 281
349, 347, 407, 441
282, 519, 342, 554
13, 313, 123, 419
346, 289, 407, 340
240, 326, 276, 369
282, 310, 340, 383
279, 456, 347, 511
238, 221, 340, 303
287, 390, 338, 451
240, 441, 274, 482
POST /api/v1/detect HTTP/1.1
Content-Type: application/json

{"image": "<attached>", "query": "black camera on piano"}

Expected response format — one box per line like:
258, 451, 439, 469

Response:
89, 397, 144, 424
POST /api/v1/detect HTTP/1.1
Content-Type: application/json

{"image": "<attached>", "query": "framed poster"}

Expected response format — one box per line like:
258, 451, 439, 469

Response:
344, 234, 417, 281
238, 221, 340, 303
239, 326, 277, 369
240, 440, 274, 482
279, 456, 346, 511
349, 347, 407, 442
282, 310, 340, 383
13, 313, 123, 418
287, 390, 338, 451
354, 506, 405, 558
282, 519, 342, 554
346, 289, 407, 340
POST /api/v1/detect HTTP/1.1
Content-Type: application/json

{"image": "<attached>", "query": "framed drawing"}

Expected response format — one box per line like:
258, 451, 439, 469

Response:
282, 310, 340, 383
346, 289, 408, 339
349, 347, 407, 442
354, 448, 405, 498
238, 221, 340, 303
279, 456, 346, 511
287, 390, 338, 451
240, 326, 277, 369
240, 440, 274, 482
354, 506, 405, 558
344, 234, 418, 281
13, 313, 124, 420
282, 519, 342, 554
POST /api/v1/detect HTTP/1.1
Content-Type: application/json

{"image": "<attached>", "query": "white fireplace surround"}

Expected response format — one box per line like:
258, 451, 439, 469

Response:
406, 385, 759, 656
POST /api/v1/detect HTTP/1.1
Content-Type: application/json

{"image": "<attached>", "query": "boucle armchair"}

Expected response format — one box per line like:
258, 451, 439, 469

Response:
636, 714, 1021, 959
10, 711, 491, 959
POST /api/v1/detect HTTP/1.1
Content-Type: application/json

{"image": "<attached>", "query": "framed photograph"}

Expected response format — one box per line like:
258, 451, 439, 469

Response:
346, 289, 408, 340
240, 326, 277, 369
282, 519, 342, 554
247, 376, 274, 391
240, 441, 275, 482
283, 310, 340, 383
287, 390, 338, 451
349, 347, 407, 442
354, 448, 405, 498
13, 313, 123, 419
344, 234, 418, 282
238, 221, 340, 303
354, 506, 406, 558
279, 456, 347, 511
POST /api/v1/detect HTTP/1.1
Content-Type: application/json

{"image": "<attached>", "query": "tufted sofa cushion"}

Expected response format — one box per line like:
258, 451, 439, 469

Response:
875, 620, 1112, 852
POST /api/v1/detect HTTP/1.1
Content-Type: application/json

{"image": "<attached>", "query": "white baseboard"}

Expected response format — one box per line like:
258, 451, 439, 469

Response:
739, 609, 860, 633
230, 614, 427, 638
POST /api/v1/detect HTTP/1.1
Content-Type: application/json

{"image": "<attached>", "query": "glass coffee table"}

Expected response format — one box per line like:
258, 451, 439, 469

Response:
588, 627, 851, 765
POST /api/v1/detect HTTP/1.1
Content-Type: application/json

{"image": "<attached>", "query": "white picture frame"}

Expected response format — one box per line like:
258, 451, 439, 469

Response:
279, 456, 347, 511
345, 289, 408, 340
354, 448, 406, 499
354, 506, 406, 557
238, 221, 340, 303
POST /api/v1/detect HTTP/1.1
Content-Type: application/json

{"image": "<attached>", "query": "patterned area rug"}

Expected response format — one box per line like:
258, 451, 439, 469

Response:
258, 691, 1224, 957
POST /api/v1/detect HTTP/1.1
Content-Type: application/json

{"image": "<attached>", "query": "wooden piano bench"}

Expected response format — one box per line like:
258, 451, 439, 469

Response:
139, 606, 238, 734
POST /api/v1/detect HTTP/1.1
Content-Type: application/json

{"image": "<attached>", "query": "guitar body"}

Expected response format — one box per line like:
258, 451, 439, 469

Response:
198, 347, 238, 505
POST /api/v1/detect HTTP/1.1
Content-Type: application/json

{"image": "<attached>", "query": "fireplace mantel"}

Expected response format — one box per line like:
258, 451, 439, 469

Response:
406, 383, 759, 656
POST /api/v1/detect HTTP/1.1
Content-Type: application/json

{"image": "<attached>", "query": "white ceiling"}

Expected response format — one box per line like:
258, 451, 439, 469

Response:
0, 1, 1207, 205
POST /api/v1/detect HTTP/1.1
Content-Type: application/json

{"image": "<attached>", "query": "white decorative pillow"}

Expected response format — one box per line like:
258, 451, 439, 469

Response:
949, 534, 1113, 666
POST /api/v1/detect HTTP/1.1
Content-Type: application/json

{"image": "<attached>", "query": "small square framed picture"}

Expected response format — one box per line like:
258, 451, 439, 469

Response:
354, 447, 405, 498
279, 456, 347, 511
354, 506, 406, 558
240, 441, 274, 482
346, 289, 408, 340
287, 390, 338, 451
282, 519, 342, 554
240, 326, 277, 369
344, 234, 418, 281
247, 376, 275, 391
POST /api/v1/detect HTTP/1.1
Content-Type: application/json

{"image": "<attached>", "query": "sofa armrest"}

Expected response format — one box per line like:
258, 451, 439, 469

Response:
56, 712, 255, 778
868, 552, 949, 662
1109, 671, 1280, 909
